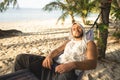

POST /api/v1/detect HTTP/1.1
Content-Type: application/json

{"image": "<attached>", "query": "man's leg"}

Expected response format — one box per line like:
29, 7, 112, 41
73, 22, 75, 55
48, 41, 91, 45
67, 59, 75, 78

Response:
13, 54, 45, 79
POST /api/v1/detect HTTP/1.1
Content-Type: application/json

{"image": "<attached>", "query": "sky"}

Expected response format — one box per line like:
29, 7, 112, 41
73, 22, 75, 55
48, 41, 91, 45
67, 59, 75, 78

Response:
0, 0, 54, 8
17, 0, 54, 8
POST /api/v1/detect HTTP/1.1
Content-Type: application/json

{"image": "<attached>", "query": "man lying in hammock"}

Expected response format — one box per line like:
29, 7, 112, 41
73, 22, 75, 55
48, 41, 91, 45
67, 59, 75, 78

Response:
13, 22, 97, 80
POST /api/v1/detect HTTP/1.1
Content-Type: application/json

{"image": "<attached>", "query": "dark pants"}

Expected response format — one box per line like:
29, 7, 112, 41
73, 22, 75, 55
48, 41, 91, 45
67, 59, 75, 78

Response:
13, 54, 78, 80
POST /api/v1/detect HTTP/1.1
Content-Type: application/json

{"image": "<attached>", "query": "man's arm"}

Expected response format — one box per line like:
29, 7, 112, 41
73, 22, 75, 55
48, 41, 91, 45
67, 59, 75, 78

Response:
48, 40, 69, 59
55, 41, 97, 73
72, 41, 98, 70
42, 40, 69, 69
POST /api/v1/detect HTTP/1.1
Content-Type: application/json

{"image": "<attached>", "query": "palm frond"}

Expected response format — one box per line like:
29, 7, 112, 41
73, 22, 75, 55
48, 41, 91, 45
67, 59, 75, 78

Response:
43, 2, 60, 11
0, 0, 17, 12
42, 1, 67, 12
56, 11, 68, 24
111, 0, 120, 20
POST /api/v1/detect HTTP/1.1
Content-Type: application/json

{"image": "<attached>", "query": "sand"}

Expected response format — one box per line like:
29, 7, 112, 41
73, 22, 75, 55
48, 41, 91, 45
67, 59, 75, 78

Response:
0, 20, 120, 80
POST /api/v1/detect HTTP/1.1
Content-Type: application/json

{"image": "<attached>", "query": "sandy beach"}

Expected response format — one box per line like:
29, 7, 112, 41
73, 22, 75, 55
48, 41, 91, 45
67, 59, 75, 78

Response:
0, 20, 120, 80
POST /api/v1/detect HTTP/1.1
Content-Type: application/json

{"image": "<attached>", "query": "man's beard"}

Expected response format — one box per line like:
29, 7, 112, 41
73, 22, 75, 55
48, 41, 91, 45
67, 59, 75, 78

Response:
73, 33, 83, 38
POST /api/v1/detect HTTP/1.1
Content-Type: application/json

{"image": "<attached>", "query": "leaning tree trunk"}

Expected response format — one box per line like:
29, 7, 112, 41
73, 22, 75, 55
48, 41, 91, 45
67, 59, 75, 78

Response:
117, 0, 120, 7
97, 0, 111, 59
70, 14, 75, 24
82, 17, 86, 25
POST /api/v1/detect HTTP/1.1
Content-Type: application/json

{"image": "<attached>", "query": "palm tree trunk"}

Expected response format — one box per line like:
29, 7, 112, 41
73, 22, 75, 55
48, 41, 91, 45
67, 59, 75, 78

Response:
117, 0, 120, 7
82, 17, 86, 25
97, 0, 111, 59
70, 14, 75, 24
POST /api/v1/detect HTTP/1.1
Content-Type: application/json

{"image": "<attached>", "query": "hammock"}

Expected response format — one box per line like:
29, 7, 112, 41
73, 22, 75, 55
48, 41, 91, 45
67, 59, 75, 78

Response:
0, 12, 101, 80
86, 11, 102, 41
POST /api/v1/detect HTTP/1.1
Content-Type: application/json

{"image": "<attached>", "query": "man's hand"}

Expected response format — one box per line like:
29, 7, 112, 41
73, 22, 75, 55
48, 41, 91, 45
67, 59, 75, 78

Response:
55, 62, 75, 73
42, 56, 53, 69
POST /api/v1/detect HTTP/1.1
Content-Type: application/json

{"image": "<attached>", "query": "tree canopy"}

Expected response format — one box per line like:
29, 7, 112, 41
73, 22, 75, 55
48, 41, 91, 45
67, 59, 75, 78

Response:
111, 0, 120, 20
43, 0, 98, 24
0, 0, 17, 12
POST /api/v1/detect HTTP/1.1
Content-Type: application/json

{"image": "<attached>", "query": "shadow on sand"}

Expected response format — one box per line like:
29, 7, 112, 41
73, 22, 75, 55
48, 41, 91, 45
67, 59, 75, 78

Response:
0, 29, 22, 39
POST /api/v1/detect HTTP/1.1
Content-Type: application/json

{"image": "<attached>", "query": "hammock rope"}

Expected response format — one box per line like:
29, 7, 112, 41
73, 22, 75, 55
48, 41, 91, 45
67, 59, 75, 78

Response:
88, 11, 102, 31
86, 11, 102, 40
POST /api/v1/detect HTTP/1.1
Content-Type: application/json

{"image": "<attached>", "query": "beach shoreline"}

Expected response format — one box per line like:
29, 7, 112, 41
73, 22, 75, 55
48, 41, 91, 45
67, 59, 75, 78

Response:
0, 16, 98, 32
0, 19, 120, 80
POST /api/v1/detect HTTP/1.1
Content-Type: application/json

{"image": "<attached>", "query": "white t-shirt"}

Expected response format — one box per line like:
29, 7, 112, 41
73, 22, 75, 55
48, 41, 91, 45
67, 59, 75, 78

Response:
56, 38, 89, 64
56, 38, 90, 75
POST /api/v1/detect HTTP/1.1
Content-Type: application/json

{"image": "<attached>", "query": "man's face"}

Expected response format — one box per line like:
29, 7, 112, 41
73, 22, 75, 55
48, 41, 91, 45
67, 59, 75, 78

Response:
71, 24, 83, 38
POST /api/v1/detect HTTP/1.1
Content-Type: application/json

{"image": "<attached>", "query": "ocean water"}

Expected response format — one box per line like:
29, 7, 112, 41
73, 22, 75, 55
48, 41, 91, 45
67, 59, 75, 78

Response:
0, 8, 62, 22
0, 8, 98, 22
0, 8, 99, 32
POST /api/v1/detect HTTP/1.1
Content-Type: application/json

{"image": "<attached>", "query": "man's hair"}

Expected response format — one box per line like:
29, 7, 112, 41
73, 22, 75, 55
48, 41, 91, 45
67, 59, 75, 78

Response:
72, 22, 79, 26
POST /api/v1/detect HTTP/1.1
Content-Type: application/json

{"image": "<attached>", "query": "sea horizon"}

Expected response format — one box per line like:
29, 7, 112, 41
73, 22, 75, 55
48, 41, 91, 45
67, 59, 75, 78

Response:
0, 8, 98, 22
0, 8, 99, 32
0, 8, 63, 22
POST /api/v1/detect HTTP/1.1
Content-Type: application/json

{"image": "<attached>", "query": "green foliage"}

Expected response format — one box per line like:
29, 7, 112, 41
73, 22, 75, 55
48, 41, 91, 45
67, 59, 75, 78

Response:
98, 23, 108, 32
43, 1, 66, 11
111, 0, 120, 40
0, 0, 17, 12
95, 23, 109, 48
111, 8, 120, 20
56, 11, 68, 24
94, 30, 105, 48
111, 0, 120, 20
98, 37, 105, 47
43, 0, 99, 24
43, 0, 75, 24
94, 30, 98, 40
75, 0, 98, 14
85, 20, 91, 25
67, 0, 100, 24
113, 31, 120, 39
73, 0, 97, 18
